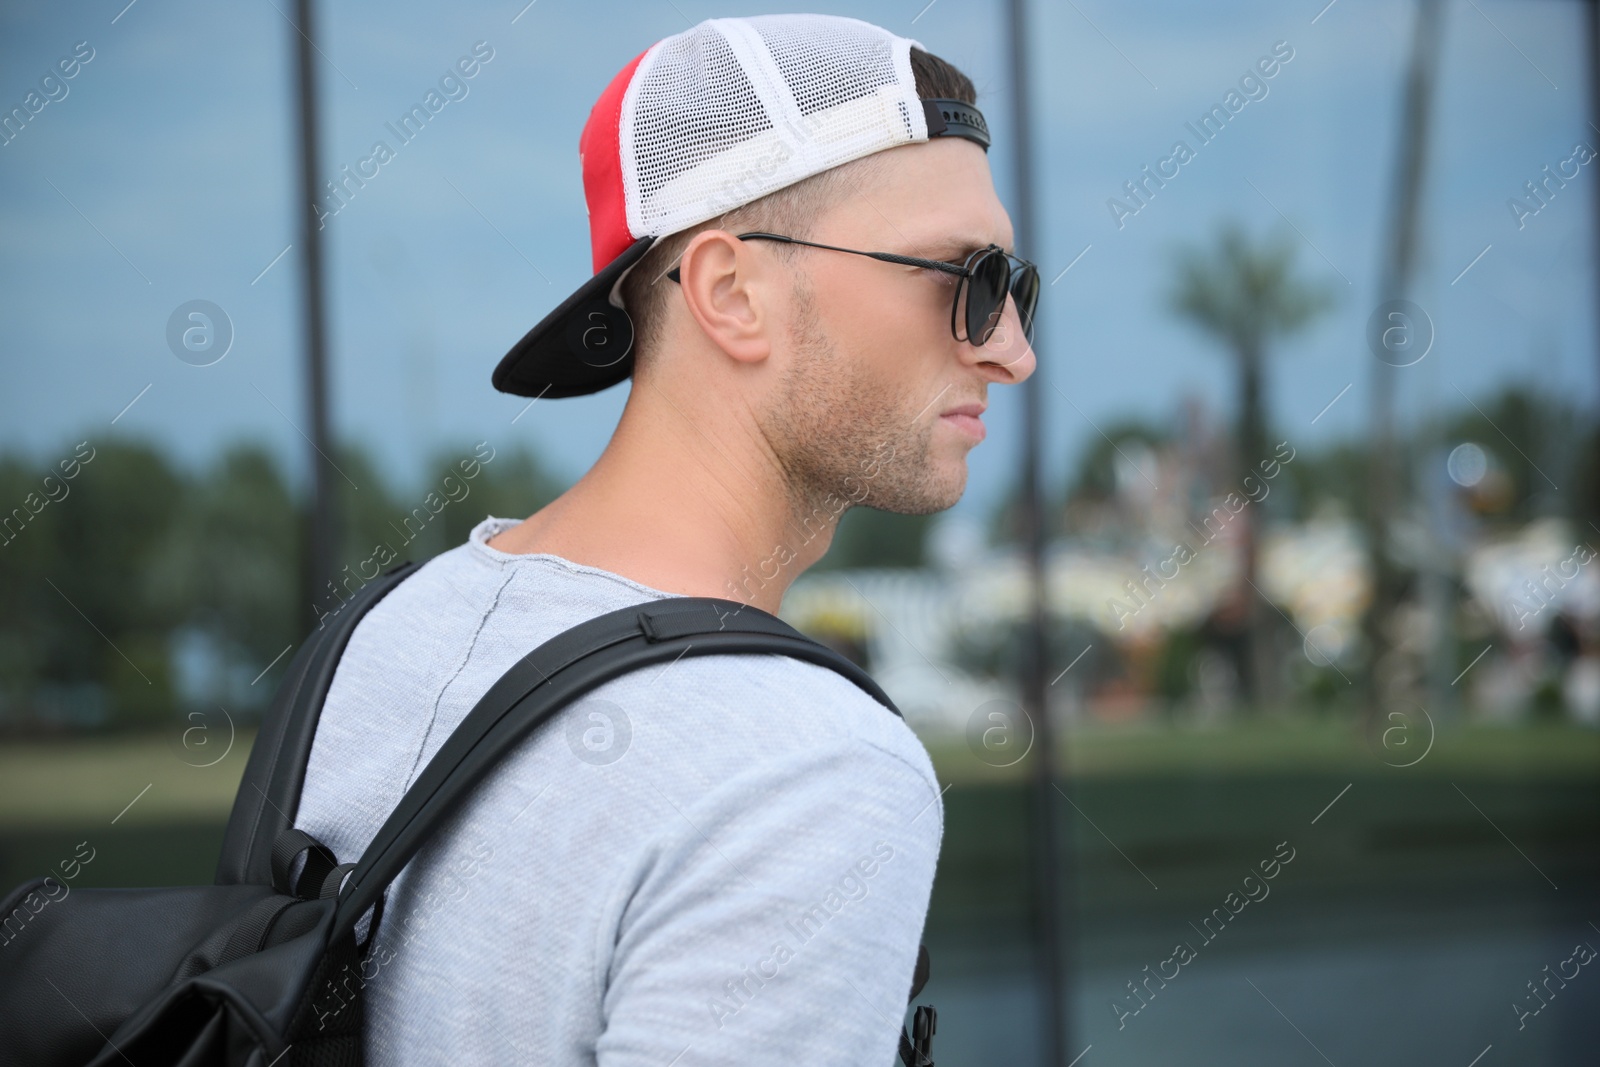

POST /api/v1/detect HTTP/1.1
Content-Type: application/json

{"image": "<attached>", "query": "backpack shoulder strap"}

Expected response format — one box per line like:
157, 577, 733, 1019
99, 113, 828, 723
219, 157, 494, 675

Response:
331, 594, 900, 939
214, 561, 421, 886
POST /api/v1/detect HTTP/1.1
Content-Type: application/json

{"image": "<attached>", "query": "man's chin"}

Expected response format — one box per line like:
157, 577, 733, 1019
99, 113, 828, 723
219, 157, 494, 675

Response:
856, 469, 967, 516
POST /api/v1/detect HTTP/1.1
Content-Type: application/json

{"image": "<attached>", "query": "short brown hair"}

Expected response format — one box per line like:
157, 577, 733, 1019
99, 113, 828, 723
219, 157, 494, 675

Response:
618, 47, 978, 383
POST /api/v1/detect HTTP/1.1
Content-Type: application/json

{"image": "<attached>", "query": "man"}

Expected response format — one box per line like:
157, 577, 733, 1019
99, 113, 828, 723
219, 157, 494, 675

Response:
294, 13, 1038, 1065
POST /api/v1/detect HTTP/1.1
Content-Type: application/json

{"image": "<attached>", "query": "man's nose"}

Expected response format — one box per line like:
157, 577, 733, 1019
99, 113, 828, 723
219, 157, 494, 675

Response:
970, 297, 1037, 383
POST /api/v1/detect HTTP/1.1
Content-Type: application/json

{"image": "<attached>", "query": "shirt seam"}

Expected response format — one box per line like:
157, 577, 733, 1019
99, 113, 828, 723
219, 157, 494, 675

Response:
400, 569, 515, 791
507, 554, 678, 602
854, 734, 946, 833
468, 516, 682, 603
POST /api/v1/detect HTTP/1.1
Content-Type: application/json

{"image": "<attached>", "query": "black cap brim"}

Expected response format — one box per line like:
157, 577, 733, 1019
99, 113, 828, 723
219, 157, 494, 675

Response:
491, 235, 657, 399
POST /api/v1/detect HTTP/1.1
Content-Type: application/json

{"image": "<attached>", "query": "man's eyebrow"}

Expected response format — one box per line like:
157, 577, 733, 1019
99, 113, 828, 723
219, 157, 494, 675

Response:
919, 238, 1013, 260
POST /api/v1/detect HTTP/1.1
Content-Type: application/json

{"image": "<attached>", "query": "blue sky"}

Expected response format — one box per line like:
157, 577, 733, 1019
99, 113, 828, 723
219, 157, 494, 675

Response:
1, 0, 1593, 525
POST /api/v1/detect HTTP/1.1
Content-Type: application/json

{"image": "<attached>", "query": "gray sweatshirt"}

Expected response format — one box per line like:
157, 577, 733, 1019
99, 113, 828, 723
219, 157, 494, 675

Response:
293, 516, 945, 1065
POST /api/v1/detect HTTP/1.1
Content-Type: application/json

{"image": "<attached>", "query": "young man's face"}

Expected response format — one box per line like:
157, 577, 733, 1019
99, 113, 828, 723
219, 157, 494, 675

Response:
761, 136, 1037, 518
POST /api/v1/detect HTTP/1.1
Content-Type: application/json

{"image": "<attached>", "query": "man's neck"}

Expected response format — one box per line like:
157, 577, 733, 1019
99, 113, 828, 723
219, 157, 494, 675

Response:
486, 391, 839, 615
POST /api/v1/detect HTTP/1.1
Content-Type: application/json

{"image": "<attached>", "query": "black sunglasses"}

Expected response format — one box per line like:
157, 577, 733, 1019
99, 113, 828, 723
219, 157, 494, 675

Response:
665, 231, 1039, 348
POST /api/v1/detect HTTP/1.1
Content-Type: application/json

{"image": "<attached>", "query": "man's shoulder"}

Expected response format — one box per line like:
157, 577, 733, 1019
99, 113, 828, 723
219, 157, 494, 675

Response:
622, 648, 939, 789
326, 544, 937, 793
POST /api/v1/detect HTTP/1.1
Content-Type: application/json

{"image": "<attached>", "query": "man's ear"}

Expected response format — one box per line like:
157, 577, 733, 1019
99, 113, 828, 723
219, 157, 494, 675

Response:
675, 230, 772, 367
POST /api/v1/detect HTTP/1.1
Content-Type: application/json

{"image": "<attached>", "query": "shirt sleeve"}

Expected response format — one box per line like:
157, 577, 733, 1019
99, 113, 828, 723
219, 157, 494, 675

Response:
593, 737, 945, 1067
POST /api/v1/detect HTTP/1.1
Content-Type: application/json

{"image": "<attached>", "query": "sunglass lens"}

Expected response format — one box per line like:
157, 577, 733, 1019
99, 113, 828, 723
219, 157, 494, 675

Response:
966, 249, 1011, 345
1010, 264, 1039, 346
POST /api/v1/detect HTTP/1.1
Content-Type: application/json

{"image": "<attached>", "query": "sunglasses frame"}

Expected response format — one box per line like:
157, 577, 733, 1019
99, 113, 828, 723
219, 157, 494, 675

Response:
664, 231, 1038, 348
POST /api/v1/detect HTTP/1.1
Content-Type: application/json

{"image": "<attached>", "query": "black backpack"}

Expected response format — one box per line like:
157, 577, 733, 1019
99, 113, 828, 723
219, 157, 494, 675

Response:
0, 560, 939, 1066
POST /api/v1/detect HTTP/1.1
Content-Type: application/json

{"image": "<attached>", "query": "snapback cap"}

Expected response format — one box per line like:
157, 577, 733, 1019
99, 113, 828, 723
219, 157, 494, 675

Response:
492, 13, 993, 399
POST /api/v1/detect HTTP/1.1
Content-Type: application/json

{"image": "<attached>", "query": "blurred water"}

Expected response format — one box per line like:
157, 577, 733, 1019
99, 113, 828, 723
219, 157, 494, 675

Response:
916, 897, 1600, 1066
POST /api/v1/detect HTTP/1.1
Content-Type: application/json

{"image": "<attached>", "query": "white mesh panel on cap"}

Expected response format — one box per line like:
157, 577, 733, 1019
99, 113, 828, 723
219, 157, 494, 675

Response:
753, 14, 909, 119
617, 14, 928, 243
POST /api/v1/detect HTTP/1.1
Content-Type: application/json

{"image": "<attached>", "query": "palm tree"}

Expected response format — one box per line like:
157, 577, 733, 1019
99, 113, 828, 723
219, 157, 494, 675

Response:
1168, 220, 1338, 712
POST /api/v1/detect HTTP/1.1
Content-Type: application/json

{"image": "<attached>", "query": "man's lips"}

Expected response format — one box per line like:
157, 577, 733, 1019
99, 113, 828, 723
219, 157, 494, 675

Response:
940, 403, 987, 441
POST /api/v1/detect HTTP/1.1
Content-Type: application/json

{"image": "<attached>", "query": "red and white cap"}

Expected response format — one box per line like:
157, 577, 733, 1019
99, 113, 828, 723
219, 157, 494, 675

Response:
492, 13, 992, 399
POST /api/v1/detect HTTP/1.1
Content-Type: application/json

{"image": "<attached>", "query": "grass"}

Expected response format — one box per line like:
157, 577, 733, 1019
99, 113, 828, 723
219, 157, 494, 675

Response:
924, 715, 1600, 784
0, 717, 1594, 827
0, 727, 256, 829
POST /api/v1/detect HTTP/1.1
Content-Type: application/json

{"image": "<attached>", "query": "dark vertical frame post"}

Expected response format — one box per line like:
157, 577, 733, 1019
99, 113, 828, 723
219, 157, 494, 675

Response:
1589, 0, 1599, 404
292, 0, 337, 626
1364, 0, 1443, 728
1005, 0, 1071, 1062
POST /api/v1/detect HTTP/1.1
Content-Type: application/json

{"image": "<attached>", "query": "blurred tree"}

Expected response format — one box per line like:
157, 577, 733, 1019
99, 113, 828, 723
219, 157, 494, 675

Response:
1435, 385, 1584, 525
1064, 417, 1169, 504
990, 417, 1173, 548
1058, 417, 1170, 544
987, 475, 1029, 548
1167, 220, 1338, 712
1575, 421, 1600, 535
149, 443, 300, 713
331, 442, 399, 583
0, 438, 186, 731
0, 436, 581, 731
1153, 625, 1202, 719
333, 441, 567, 569
814, 506, 932, 570
0, 452, 57, 726
425, 442, 566, 555
1279, 440, 1369, 521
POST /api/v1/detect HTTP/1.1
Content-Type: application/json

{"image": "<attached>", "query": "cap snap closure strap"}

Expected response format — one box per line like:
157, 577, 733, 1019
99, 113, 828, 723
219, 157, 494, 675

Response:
923, 97, 990, 152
